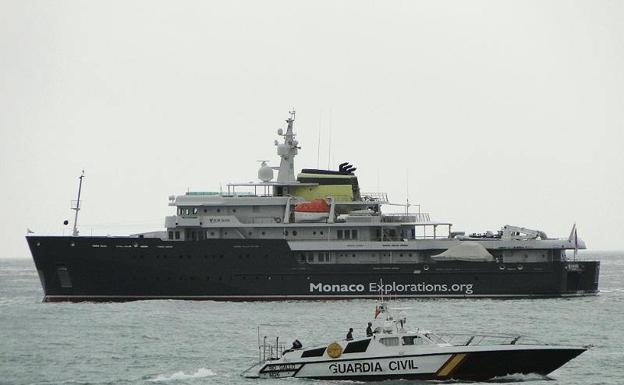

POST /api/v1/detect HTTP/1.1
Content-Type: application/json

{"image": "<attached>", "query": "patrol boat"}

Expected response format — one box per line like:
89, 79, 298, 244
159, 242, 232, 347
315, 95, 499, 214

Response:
26, 111, 600, 302
242, 302, 586, 381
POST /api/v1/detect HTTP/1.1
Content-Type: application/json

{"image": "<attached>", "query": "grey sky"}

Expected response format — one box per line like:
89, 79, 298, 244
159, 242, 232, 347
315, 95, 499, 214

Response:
1, 0, 623, 259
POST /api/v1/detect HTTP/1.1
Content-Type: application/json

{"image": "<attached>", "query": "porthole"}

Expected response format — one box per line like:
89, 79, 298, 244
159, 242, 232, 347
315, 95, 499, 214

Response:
217, 209, 221, 213
518, 264, 524, 271
293, 231, 297, 236
423, 265, 429, 271
232, 209, 236, 213
36, 242, 41, 247
320, 231, 324, 235
313, 231, 316, 235
284, 231, 289, 236
262, 231, 266, 235
499, 265, 505, 271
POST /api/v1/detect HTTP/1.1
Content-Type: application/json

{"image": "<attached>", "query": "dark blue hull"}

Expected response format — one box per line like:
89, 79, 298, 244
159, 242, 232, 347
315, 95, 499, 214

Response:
26, 236, 600, 302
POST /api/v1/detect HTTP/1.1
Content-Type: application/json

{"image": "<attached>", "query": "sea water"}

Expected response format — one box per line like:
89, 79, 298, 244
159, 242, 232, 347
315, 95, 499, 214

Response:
1, 253, 623, 385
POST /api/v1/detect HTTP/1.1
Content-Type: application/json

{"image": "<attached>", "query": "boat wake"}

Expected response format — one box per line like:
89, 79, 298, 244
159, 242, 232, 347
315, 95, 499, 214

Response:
147, 368, 216, 382
485, 373, 553, 382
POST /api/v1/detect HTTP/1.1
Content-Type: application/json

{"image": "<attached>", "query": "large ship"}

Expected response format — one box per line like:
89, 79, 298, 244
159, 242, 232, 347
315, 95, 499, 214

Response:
27, 111, 599, 302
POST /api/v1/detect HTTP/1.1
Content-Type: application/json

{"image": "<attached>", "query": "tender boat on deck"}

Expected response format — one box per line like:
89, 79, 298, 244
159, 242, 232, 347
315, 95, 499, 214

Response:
242, 303, 586, 381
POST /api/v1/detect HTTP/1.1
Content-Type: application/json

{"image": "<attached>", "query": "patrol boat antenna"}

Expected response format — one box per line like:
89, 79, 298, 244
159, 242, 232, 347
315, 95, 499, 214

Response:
276, 110, 299, 183
71, 170, 85, 237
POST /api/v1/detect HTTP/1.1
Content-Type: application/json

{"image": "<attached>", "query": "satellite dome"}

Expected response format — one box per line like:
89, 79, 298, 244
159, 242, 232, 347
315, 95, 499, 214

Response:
277, 143, 289, 156
258, 161, 274, 182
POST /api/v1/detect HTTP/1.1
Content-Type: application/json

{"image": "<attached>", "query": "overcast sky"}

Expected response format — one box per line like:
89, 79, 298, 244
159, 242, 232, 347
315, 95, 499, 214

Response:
1, 0, 623, 259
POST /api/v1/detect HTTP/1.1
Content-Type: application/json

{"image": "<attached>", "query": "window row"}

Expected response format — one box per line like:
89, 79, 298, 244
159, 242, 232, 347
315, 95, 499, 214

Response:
337, 229, 358, 240
177, 207, 236, 216
300, 251, 332, 263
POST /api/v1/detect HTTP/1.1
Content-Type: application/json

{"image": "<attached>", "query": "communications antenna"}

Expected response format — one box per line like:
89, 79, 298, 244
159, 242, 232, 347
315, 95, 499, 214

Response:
71, 170, 85, 237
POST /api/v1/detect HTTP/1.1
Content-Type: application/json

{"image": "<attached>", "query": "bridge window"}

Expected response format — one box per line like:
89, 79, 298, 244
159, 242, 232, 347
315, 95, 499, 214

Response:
337, 230, 343, 239
168, 231, 173, 240
343, 339, 370, 353
352, 229, 358, 239
379, 337, 399, 347
174, 231, 180, 240
301, 347, 326, 358
402, 336, 426, 345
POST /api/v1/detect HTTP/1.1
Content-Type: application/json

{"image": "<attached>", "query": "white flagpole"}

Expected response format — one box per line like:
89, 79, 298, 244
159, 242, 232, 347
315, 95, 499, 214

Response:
573, 225, 578, 261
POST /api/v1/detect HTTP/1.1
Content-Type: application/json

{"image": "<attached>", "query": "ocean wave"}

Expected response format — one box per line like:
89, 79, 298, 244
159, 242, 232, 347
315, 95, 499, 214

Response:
147, 368, 216, 382
487, 373, 553, 382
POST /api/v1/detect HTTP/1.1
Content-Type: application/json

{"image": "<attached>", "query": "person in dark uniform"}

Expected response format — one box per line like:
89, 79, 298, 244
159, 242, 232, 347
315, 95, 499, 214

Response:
366, 322, 374, 337
346, 328, 353, 340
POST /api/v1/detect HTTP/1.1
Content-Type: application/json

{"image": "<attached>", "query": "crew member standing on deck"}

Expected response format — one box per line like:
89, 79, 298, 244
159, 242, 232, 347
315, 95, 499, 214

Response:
366, 322, 374, 337
346, 328, 353, 340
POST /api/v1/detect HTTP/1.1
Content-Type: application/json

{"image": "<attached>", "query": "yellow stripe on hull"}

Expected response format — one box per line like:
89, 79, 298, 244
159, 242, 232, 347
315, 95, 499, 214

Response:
436, 353, 468, 377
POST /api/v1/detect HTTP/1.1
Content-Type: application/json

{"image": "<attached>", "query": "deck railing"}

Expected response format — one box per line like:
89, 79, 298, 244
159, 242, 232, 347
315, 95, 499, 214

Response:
437, 333, 539, 346
382, 213, 431, 223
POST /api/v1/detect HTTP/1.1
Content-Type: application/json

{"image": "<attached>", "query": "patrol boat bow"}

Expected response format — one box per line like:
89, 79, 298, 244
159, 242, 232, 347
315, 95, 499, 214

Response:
242, 303, 586, 381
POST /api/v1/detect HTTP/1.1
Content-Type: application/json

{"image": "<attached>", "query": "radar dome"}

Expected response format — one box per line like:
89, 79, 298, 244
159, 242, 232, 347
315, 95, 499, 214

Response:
258, 161, 274, 182
277, 143, 290, 156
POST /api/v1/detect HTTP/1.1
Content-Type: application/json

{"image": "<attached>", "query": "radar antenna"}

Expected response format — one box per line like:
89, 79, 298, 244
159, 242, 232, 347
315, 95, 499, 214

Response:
71, 170, 85, 237
275, 109, 300, 183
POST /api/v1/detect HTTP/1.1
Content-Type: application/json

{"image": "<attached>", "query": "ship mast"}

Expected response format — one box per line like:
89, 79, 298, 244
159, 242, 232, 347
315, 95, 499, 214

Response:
276, 110, 300, 183
71, 171, 85, 237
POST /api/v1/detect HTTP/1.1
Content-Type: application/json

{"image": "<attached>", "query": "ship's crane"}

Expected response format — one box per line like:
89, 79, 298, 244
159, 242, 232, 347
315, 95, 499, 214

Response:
501, 225, 548, 240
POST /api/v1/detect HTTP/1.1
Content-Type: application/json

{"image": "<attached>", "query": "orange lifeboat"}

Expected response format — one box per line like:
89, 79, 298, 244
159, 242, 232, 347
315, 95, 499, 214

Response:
294, 199, 330, 222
